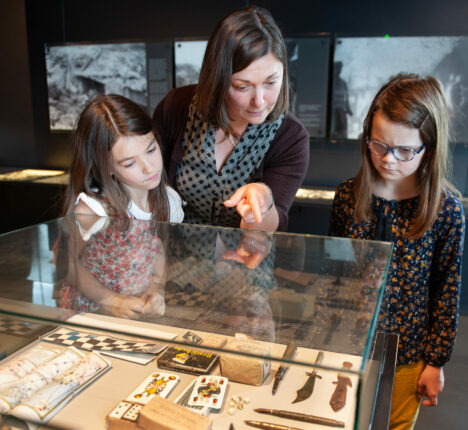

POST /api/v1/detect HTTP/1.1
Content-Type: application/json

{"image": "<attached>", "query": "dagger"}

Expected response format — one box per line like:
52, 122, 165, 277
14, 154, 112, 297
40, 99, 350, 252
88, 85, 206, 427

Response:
292, 351, 324, 403
272, 342, 297, 395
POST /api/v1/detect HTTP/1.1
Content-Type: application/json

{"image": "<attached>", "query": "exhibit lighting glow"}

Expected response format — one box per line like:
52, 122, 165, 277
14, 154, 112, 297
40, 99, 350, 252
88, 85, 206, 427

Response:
0, 169, 66, 181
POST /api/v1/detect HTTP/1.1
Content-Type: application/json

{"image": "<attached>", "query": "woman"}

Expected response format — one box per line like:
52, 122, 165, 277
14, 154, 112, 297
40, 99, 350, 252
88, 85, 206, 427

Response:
153, 7, 310, 232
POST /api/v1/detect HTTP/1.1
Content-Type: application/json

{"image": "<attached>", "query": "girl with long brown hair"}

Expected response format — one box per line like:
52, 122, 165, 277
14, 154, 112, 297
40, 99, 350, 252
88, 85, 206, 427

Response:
63, 94, 183, 222
329, 73, 465, 429
58, 94, 182, 319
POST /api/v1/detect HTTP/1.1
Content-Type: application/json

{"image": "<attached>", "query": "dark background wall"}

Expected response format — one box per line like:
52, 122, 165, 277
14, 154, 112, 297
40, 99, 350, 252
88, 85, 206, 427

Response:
0, 0, 467, 310
2, 0, 467, 191
0, 0, 35, 167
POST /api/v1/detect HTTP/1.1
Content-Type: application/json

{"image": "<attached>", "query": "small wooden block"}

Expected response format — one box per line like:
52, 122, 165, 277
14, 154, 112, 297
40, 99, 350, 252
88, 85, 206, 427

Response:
138, 396, 212, 430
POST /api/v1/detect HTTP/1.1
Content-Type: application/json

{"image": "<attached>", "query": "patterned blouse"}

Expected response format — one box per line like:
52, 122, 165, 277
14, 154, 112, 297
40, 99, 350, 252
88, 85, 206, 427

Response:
329, 179, 465, 366
175, 96, 283, 227
59, 218, 161, 313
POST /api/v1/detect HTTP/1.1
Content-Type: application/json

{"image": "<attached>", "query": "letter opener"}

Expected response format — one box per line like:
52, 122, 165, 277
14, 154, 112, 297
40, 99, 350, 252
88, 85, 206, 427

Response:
272, 342, 297, 395
245, 420, 304, 430
292, 350, 324, 403
254, 409, 344, 428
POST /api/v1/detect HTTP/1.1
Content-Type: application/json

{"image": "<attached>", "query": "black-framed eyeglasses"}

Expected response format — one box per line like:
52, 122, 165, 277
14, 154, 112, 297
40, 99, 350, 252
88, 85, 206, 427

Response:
366, 138, 425, 162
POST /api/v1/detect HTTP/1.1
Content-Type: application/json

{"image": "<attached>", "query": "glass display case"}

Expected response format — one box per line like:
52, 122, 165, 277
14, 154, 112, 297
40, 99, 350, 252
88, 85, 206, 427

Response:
0, 216, 394, 430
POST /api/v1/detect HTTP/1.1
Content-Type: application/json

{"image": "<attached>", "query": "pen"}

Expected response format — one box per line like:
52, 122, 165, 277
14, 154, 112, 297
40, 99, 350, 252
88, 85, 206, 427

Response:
245, 420, 304, 430
272, 342, 297, 395
254, 408, 345, 428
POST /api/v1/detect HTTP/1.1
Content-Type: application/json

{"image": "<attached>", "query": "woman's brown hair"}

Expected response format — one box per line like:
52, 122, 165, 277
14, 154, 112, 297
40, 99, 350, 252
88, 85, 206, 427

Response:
196, 6, 289, 136
62, 94, 169, 221
354, 72, 460, 238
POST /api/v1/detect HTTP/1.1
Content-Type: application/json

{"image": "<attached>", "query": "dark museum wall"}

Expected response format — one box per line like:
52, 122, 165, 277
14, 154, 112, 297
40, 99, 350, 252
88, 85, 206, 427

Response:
2, 0, 468, 174
1, 0, 466, 192
0, 0, 35, 167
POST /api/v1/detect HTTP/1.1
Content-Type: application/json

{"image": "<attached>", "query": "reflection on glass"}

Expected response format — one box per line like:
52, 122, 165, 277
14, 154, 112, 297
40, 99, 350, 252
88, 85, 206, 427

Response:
0, 216, 391, 359
56, 216, 166, 320
161, 225, 277, 342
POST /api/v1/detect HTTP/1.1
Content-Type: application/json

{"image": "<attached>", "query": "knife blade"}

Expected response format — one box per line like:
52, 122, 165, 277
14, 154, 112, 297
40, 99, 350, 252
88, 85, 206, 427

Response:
292, 351, 324, 403
272, 342, 297, 395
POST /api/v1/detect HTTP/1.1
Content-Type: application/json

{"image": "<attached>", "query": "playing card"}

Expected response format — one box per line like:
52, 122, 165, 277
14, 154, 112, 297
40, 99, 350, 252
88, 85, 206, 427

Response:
174, 381, 210, 416
126, 372, 179, 405
187, 375, 228, 410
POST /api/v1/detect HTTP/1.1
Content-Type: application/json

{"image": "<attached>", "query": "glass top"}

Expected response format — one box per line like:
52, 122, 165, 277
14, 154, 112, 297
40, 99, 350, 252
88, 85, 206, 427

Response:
0, 216, 392, 374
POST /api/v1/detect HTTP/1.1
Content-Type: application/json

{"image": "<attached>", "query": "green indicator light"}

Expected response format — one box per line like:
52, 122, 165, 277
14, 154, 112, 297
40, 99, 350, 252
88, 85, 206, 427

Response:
384, 34, 390, 38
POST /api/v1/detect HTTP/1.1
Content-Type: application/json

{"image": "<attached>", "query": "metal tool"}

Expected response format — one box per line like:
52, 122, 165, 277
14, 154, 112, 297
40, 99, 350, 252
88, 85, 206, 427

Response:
292, 351, 324, 403
245, 420, 304, 430
330, 361, 353, 412
254, 409, 344, 428
272, 342, 297, 395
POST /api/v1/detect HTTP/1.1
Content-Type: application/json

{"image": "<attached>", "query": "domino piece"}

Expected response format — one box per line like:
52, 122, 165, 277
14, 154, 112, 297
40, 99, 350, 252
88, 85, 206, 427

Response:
122, 404, 142, 422
108, 401, 133, 419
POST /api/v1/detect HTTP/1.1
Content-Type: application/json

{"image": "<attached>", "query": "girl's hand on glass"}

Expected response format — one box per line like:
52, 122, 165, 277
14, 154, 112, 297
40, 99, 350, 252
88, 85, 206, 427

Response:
224, 183, 273, 224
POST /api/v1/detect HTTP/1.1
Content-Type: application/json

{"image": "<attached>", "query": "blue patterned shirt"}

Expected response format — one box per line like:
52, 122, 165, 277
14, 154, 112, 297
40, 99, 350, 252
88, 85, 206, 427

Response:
329, 179, 465, 366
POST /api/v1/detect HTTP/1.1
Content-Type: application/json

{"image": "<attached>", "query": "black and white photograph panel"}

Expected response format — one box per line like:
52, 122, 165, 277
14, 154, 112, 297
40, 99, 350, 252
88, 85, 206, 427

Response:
331, 36, 468, 143
146, 42, 174, 113
45, 42, 147, 131
174, 40, 208, 88
286, 37, 330, 138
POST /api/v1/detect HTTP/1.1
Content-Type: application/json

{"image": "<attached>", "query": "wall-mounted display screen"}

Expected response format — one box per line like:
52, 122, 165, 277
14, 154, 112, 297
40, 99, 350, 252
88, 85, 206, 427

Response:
174, 39, 208, 88
45, 41, 173, 131
286, 37, 330, 138
331, 36, 468, 143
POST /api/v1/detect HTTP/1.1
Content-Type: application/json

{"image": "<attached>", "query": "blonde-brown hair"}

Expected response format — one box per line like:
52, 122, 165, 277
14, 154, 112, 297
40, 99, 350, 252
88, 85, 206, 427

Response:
354, 72, 460, 238
63, 94, 169, 221
196, 6, 289, 137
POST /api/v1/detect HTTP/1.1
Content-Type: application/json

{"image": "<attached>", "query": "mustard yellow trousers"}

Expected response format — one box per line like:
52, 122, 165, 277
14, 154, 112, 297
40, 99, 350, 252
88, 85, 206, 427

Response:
389, 360, 425, 430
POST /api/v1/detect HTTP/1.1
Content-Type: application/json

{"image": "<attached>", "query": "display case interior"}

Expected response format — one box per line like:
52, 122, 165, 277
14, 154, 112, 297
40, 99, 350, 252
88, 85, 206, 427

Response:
0, 216, 393, 429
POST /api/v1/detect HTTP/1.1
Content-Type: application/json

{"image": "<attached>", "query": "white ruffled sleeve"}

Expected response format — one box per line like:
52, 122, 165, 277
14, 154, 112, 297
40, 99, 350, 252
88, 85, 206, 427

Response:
75, 193, 108, 216
167, 186, 184, 223
74, 193, 109, 240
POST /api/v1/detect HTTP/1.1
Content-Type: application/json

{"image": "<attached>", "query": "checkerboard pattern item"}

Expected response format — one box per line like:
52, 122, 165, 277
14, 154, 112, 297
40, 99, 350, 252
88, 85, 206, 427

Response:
41, 327, 165, 354
0, 315, 47, 337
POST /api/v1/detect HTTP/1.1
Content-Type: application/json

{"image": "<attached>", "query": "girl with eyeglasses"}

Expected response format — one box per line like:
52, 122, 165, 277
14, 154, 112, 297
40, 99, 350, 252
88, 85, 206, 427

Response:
329, 73, 465, 430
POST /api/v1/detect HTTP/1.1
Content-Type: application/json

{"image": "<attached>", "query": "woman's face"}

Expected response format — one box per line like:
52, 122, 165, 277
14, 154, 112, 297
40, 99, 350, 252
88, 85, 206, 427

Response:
226, 52, 283, 132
